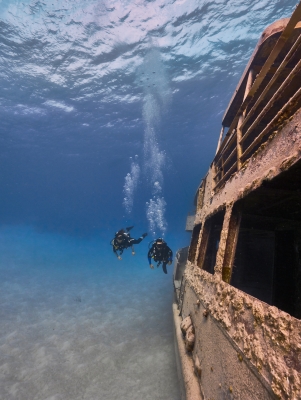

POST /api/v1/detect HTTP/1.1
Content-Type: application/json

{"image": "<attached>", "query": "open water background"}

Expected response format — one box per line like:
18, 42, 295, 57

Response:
0, 0, 298, 398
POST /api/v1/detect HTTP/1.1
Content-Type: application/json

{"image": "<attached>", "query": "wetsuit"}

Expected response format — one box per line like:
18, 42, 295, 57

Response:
148, 242, 173, 274
111, 228, 147, 258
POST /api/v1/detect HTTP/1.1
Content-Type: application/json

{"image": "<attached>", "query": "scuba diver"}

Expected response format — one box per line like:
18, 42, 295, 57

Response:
111, 226, 147, 260
148, 238, 173, 274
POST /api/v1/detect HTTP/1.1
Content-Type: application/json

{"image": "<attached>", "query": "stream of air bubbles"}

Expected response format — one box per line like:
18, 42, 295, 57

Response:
123, 46, 171, 237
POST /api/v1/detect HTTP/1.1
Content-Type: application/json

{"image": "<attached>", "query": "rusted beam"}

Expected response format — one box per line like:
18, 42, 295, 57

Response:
222, 145, 236, 169
241, 84, 301, 160
215, 129, 237, 164
237, 115, 244, 169
244, 69, 255, 102
196, 221, 211, 269
197, 184, 206, 211
215, 120, 239, 160
237, 69, 254, 169
188, 223, 202, 263
214, 162, 237, 191
212, 161, 219, 190
217, 3, 301, 160
220, 68, 255, 157
222, 207, 242, 283
241, 1, 301, 111
221, 155, 225, 179
240, 56, 301, 145
215, 126, 225, 155
241, 31, 301, 130
213, 155, 232, 192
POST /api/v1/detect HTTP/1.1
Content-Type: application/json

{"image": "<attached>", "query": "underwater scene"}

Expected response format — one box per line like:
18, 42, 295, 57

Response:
0, 0, 298, 399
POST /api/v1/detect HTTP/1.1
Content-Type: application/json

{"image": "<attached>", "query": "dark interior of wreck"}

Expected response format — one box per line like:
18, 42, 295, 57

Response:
188, 159, 301, 320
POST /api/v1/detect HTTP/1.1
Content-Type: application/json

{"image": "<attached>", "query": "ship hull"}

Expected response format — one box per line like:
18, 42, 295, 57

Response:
173, 8, 301, 399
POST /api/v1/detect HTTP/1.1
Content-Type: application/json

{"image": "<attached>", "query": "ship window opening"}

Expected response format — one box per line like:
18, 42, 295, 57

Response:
231, 227, 275, 304
230, 161, 301, 318
273, 230, 297, 316
197, 210, 225, 274
188, 223, 202, 263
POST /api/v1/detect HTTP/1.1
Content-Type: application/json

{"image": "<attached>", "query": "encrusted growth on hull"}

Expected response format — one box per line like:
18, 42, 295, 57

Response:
173, 6, 301, 400
181, 263, 301, 399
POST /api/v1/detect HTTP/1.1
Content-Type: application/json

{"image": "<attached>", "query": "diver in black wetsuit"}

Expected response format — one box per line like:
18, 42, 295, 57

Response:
148, 238, 173, 274
111, 226, 147, 260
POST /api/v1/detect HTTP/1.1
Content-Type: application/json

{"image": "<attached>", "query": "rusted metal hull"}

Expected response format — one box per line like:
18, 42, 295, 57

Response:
173, 7, 301, 399
174, 110, 301, 399
175, 81, 301, 400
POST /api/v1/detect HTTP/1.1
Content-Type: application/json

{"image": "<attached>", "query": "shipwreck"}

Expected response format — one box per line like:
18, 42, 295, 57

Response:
173, 3, 301, 399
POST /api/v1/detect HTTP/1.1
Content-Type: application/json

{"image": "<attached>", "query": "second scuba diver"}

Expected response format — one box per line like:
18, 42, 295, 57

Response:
111, 226, 147, 260
148, 238, 173, 274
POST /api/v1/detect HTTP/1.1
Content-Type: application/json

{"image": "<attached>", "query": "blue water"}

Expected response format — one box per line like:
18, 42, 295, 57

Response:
0, 0, 298, 398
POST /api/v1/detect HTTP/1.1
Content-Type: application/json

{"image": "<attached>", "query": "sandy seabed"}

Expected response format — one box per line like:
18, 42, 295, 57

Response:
0, 226, 180, 400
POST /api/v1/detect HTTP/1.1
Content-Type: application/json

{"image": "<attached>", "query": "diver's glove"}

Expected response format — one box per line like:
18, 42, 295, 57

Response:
142, 233, 148, 239
168, 261, 172, 265
117, 256, 122, 260
149, 264, 154, 269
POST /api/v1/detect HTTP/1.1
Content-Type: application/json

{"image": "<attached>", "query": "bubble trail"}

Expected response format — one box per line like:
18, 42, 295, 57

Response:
139, 46, 171, 237
123, 157, 140, 215
146, 196, 167, 237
